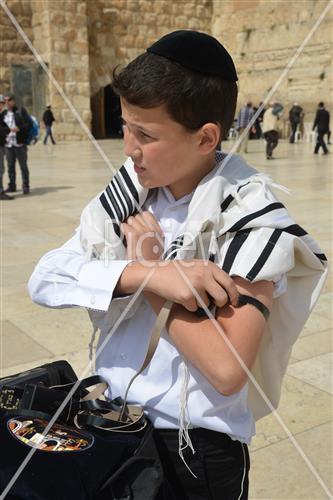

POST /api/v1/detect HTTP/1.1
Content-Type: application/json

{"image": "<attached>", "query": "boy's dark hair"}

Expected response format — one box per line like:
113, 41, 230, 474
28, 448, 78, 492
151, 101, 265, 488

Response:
112, 52, 238, 140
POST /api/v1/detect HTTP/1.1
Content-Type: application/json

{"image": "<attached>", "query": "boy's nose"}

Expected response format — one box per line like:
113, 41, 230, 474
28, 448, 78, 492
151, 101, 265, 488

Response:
124, 130, 142, 163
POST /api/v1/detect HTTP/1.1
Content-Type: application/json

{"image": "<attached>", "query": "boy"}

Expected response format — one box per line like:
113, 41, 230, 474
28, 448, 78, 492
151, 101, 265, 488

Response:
29, 31, 327, 499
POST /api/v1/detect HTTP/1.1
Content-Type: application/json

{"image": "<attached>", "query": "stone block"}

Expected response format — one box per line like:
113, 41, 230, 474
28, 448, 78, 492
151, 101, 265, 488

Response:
53, 40, 68, 53
50, 13, 65, 25
72, 94, 90, 110
77, 82, 91, 97
65, 81, 78, 95
61, 109, 77, 123
82, 110, 92, 123
63, 29, 78, 43
71, 41, 89, 56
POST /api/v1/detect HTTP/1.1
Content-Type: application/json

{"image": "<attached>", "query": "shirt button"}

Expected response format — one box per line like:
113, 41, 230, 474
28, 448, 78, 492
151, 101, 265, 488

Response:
90, 296, 96, 305
120, 353, 127, 360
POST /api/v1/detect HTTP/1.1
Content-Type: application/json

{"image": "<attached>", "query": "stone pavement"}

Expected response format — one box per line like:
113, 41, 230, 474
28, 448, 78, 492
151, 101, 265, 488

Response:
0, 138, 332, 499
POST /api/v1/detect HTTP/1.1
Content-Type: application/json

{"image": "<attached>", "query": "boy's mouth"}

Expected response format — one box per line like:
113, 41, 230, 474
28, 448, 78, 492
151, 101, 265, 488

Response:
134, 164, 146, 174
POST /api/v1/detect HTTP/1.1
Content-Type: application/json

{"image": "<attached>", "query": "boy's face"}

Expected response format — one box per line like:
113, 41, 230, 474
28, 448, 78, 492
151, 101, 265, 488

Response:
121, 98, 216, 200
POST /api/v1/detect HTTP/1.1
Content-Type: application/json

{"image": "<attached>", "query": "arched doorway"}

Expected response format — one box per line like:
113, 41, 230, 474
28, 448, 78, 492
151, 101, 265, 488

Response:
104, 85, 123, 138
91, 85, 123, 139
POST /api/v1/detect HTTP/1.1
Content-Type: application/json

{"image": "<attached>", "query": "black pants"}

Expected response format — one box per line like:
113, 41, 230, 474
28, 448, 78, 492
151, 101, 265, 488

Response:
314, 131, 328, 154
43, 125, 56, 144
289, 121, 299, 143
5, 145, 30, 189
155, 428, 250, 500
264, 131, 279, 158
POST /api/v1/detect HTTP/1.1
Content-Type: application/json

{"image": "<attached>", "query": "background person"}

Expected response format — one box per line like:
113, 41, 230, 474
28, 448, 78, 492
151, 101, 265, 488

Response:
288, 103, 303, 143
236, 101, 254, 153
2, 93, 31, 194
42, 105, 56, 145
0, 94, 12, 200
313, 102, 330, 155
262, 102, 282, 159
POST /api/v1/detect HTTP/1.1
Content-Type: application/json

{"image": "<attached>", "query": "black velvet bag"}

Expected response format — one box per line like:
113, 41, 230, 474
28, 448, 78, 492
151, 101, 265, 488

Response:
0, 303, 174, 499
0, 412, 161, 500
0, 368, 163, 500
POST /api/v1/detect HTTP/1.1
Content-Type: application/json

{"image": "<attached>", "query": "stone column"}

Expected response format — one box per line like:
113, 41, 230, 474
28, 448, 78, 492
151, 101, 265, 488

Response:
31, 0, 91, 141
0, 0, 35, 92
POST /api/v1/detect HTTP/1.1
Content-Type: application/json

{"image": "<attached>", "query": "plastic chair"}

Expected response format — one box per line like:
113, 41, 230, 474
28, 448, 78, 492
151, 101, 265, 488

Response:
304, 122, 316, 143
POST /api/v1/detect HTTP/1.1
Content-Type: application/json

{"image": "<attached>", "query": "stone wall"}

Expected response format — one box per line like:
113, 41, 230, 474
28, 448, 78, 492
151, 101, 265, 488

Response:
0, 0, 332, 140
0, 0, 34, 92
212, 0, 332, 121
88, 0, 213, 95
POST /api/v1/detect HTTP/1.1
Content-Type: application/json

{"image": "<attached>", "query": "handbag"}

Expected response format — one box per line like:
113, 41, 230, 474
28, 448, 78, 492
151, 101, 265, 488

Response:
0, 302, 173, 500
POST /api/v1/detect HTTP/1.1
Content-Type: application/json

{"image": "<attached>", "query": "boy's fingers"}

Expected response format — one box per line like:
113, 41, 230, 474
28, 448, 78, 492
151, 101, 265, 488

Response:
182, 296, 198, 312
213, 268, 238, 306
142, 211, 163, 235
206, 282, 229, 308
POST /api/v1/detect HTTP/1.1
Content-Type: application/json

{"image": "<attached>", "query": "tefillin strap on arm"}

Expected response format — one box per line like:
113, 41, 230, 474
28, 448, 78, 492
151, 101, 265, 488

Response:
235, 294, 270, 320
196, 294, 270, 320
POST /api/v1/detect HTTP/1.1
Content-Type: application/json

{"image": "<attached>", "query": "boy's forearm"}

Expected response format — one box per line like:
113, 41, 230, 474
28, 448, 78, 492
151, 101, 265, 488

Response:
115, 261, 148, 295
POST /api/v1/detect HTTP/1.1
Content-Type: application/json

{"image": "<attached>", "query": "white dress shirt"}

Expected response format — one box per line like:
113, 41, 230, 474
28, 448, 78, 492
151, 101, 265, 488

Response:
29, 185, 286, 443
4, 111, 20, 148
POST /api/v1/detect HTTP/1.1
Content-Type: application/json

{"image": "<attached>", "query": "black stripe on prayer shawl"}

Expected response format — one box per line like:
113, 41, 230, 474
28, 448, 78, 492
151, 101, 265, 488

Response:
220, 194, 234, 212
282, 224, 308, 237
222, 229, 252, 274
237, 181, 250, 192
280, 225, 327, 261
99, 193, 121, 238
110, 178, 128, 221
105, 185, 123, 222
113, 175, 133, 219
228, 202, 285, 233
164, 235, 184, 260
220, 183, 252, 213
246, 228, 282, 281
119, 165, 140, 206
209, 253, 215, 262
314, 253, 327, 261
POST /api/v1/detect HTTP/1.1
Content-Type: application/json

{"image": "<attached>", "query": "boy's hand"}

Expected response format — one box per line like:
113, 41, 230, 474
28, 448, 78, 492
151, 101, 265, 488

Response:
121, 212, 164, 261
146, 260, 238, 311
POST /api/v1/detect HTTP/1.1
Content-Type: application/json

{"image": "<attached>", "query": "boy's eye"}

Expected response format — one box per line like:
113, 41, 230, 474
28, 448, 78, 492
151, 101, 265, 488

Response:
140, 131, 152, 139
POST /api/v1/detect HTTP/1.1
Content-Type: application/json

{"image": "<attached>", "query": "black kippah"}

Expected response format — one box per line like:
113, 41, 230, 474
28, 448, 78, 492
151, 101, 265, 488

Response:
147, 30, 238, 81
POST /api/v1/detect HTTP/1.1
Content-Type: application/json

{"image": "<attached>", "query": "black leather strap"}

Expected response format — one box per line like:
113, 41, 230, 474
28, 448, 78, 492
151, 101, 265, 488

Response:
236, 294, 270, 320
196, 293, 270, 320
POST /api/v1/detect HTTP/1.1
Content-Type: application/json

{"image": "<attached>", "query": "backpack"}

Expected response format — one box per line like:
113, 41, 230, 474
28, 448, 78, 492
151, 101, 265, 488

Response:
272, 103, 283, 116
25, 115, 40, 145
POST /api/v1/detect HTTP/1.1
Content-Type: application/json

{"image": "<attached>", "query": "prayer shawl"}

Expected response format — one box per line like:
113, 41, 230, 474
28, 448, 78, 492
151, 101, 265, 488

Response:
80, 152, 328, 421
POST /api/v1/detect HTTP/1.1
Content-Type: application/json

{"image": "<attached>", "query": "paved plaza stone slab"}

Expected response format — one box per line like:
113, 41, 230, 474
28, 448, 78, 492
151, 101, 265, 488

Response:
250, 375, 332, 451
1, 138, 331, 499
1, 320, 53, 370
250, 422, 332, 499
287, 353, 333, 395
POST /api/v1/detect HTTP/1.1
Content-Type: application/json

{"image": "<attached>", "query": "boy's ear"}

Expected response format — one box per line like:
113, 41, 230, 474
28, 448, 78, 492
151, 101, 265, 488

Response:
197, 123, 221, 153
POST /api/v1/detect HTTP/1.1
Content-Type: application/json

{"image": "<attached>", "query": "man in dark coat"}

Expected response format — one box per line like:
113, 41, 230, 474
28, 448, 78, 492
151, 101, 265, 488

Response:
313, 102, 330, 155
0, 95, 13, 200
289, 103, 303, 143
42, 105, 56, 145
2, 93, 31, 194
